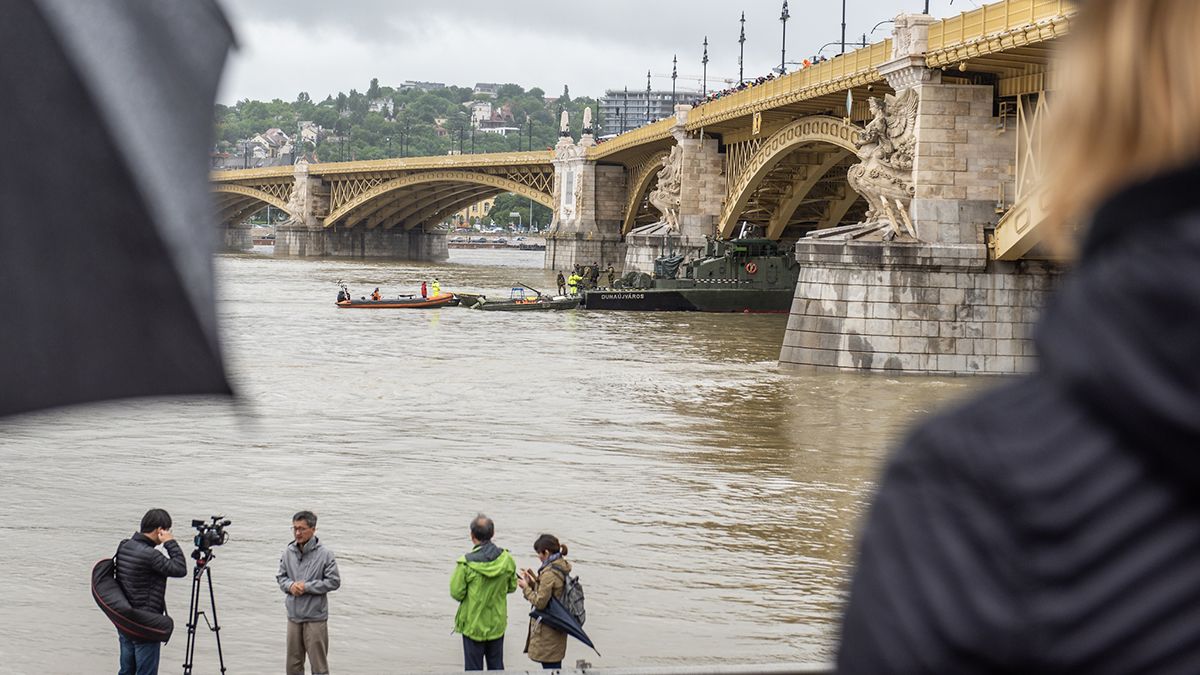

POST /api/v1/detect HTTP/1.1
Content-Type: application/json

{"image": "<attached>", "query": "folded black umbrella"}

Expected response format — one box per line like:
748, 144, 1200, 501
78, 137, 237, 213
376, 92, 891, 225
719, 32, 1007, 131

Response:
0, 0, 235, 417
530, 596, 600, 656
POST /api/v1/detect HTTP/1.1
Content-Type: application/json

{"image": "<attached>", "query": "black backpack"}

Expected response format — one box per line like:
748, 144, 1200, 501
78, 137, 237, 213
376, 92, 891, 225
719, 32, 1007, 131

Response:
551, 565, 587, 626
91, 542, 175, 643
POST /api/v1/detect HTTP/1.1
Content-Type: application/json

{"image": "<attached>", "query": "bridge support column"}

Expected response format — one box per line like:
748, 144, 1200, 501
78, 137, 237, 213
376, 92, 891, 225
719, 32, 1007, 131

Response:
624, 107, 726, 273
221, 221, 252, 252
545, 135, 625, 273
781, 13, 1058, 375
278, 225, 447, 260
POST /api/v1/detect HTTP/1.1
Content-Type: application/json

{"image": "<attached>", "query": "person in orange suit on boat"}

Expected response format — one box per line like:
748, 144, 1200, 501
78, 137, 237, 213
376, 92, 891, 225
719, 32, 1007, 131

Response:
421, 281, 428, 299
371, 288, 381, 301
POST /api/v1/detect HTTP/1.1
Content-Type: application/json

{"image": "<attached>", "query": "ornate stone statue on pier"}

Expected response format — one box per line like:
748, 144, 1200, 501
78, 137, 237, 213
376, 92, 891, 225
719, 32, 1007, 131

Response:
579, 107, 596, 147
846, 89, 920, 239
559, 110, 571, 137
648, 145, 683, 231
281, 158, 308, 225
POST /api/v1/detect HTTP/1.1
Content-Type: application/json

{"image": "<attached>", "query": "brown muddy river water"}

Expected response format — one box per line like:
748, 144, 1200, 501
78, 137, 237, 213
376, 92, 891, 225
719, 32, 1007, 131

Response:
0, 249, 988, 673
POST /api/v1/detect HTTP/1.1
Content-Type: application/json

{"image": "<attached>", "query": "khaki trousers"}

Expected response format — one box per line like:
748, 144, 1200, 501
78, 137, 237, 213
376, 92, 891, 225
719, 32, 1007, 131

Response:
286, 619, 329, 674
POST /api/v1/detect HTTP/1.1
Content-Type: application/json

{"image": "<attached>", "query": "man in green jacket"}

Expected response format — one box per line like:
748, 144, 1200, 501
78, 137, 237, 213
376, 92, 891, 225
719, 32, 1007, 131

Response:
450, 514, 517, 671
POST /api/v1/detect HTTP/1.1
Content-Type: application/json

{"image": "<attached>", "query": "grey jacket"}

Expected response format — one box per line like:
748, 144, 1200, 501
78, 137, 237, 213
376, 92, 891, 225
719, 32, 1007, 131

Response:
276, 537, 341, 622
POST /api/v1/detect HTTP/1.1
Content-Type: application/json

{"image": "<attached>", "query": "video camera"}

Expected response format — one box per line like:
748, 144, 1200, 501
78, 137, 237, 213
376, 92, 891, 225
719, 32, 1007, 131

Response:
191, 516, 231, 557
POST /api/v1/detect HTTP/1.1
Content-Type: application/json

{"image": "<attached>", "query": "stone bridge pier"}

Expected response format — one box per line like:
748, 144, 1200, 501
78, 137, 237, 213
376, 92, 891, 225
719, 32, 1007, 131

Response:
273, 160, 447, 260
545, 105, 725, 275
779, 13, 1060, 376
544, 131, 626, 273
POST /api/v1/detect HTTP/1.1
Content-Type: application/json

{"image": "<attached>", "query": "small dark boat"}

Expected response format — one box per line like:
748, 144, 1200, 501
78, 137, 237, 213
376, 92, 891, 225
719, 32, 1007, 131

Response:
456, 293, 485, 309
336, 292, 455, 309
467, 285, 580, 311
473, 296, 581, 311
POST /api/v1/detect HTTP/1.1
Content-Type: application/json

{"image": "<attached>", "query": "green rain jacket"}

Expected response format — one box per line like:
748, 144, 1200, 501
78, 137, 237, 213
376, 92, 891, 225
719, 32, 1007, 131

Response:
450, 540, 518, 641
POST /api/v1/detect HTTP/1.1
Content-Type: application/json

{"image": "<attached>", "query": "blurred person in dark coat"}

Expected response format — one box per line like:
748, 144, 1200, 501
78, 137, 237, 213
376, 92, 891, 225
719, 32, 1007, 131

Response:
838, 1, 1200, 672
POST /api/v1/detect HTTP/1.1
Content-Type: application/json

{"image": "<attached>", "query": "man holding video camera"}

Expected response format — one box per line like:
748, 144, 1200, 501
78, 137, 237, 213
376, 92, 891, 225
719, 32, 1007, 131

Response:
277, 510, 341, 675
115, 508, 187, 675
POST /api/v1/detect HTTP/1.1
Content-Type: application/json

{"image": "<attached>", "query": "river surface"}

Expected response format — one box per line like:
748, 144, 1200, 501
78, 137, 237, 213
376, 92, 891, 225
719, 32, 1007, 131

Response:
0, 249, 990, 673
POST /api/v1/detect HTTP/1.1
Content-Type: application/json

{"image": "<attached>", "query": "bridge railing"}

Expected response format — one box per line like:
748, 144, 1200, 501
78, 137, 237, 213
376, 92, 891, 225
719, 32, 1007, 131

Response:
685, 40, 892, 129
211, 151, 555, 182
211, 166, 294, 182
588, 118, 677, 159
928, 0, 1071, 50
305, 150, 554, 175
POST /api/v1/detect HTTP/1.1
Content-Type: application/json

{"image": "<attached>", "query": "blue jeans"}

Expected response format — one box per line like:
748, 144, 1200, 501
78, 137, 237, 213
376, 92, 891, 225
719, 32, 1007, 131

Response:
119, 633, 161, 675
541, 662, 562, 670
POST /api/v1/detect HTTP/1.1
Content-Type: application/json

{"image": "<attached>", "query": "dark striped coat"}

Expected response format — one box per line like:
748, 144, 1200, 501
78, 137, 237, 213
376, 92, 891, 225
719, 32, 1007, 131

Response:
838, 161, 1200, 674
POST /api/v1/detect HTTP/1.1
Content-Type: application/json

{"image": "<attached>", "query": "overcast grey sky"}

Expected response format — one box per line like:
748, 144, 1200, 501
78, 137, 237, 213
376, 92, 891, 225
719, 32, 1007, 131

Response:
215, 0, 979, 103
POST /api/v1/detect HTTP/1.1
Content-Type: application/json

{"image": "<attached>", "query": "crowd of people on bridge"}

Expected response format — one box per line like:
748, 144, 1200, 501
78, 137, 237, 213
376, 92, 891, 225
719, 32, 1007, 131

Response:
686, 56, 830, 108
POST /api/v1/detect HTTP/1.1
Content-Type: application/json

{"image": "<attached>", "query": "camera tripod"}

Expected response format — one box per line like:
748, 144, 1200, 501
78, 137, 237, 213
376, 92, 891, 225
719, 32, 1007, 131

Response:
183, 549, 227, 675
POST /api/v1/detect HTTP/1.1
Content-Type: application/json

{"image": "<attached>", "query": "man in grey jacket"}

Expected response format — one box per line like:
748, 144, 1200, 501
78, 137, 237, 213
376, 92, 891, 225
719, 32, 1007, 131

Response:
277, 511, 341, 675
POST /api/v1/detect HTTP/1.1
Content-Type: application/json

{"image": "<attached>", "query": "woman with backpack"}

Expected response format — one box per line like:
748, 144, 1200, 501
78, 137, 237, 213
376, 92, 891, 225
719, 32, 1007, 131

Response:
518, 534, 571, 669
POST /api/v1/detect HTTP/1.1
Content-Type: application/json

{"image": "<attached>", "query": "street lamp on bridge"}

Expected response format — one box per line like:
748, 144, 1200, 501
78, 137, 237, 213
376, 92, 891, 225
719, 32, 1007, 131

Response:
840, 0, 847, 55
702, 36, 709, 98
671, 55, 678, 109
779, 0, 790, 75
738, 11, 746, 85
622, 85, 628, 134
645, 70, 652, 125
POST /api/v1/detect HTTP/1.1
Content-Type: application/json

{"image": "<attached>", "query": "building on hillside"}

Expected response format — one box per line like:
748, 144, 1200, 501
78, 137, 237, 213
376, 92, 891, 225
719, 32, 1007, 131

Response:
368, 97, 394, 116
478, 103, 517, 130
453, 197, 495, 227
598, 88, 697, 136
216, 138, 293, 170
473, 83, 500, 98
477, 126, 521, 137
400, 80, 445, 92
251, 128, 291, 156
298, 121, 322, 145
467, 100, 493, 128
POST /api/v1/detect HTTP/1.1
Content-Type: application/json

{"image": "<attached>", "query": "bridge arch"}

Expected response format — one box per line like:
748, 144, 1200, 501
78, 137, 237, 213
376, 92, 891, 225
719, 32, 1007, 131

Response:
718, 116, 862, 238
324, 170, 554, 228
211, 184, 294, 223
621, 151, 670, 235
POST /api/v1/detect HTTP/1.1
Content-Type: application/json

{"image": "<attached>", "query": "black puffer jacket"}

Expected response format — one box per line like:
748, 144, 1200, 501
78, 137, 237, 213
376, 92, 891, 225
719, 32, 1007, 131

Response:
838, 162, 1200, 674
116, 533, 187, 614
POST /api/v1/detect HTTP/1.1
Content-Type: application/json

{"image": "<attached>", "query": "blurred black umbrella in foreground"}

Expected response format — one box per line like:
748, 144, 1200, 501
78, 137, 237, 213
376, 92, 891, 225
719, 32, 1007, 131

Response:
530, 597, 600, 655
0, 0, 235, 417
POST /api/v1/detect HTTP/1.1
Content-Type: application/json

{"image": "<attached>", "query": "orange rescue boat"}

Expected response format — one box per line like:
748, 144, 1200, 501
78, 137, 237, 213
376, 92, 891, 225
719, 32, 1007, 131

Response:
336, 293, 455, 309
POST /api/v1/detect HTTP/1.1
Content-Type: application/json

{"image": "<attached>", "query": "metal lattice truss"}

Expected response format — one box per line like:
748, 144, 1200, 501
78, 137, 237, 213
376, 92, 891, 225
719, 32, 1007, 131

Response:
328, 176, 386, 213
323, 167, 555, 230
724, 138, 762, 204
211, 178, 295, 226
719, 116, 864, 239
993, 91, 1053, 260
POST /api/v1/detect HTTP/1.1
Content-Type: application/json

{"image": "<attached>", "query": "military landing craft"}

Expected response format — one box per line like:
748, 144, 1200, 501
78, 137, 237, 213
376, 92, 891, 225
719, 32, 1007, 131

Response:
582, 237, 800, 313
